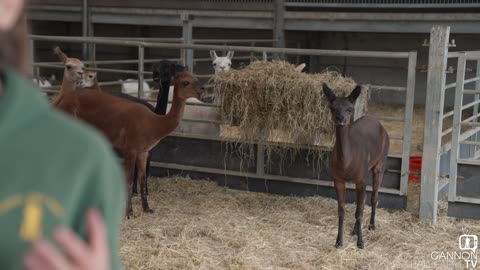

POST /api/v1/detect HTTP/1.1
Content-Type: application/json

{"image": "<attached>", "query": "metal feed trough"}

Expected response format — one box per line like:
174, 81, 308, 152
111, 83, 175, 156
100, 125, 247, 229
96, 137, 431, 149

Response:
30, 34, 417, 210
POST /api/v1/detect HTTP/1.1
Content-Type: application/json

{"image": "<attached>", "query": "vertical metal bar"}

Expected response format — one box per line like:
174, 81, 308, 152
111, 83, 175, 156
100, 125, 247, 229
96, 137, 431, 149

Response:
296, 42, 301, 64
399, 51, 417, 196
250, 42, 255, 63
449, 52, 467, 202
88, 10, 95, 62
273, 0, 285, 59
420, 26, 450, 223
182, 13, 193, 72
138, 45, 144, 98
82, 0, 88, 59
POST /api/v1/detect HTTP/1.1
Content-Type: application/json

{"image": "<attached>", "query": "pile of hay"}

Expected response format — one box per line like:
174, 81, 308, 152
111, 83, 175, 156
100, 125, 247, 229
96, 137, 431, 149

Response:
121, 177, 477, 270
212, 61, 368, 148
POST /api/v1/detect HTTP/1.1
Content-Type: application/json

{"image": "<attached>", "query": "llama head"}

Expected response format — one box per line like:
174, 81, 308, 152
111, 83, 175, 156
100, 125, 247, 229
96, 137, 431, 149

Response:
152, 60, 187, 87
53, 46, 84, 81
210, 50, 234, 74
322, 84, 362, 126
174, 71, 205, 101
77, 70, 97, 89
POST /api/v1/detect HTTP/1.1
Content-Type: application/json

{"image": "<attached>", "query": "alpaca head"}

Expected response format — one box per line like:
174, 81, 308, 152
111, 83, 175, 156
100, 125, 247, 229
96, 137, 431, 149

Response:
322, 83, 362, 126
77, 70, 97, 89
152, 60, 187, 89
53, 47, 84, 82
174, 71, 205, 101
210, 50, 234, 74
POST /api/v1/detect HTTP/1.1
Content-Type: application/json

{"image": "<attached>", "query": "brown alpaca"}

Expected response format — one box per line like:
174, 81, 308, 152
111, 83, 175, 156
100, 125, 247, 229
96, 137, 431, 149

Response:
52, 47, 84, 105
55, 71, 204, 217
76, 70, 101, 91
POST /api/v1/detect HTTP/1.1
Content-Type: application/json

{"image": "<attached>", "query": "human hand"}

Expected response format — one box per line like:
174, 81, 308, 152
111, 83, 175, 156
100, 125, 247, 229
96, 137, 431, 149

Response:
23, 209, 111, 270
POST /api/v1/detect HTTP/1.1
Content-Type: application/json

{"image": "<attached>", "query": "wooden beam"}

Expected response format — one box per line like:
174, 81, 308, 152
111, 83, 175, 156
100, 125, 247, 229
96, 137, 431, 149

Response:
420, 25, 450, 223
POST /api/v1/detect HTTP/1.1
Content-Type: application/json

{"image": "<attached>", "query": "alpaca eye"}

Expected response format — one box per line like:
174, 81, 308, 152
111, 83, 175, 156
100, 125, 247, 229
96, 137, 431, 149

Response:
213, 63, 217, 66
89, 75, 93, 79
183, 81, 190, 86
66, 65, 72, 70
228, 63, 231, 66
347, 108, 353, 112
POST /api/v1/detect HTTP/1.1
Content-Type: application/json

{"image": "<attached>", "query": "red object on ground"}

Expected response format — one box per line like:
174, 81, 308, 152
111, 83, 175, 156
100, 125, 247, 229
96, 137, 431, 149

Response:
409, 156, 422, 182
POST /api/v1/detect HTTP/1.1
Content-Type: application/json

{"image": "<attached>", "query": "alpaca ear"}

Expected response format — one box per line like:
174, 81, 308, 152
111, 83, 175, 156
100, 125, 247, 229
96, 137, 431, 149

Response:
210, 50, 217, 60
226, 51, 234, 60
169, 63, 176, 76
348, 85, 362, 104
322, 83, 336, 103
53, 46, 68, 63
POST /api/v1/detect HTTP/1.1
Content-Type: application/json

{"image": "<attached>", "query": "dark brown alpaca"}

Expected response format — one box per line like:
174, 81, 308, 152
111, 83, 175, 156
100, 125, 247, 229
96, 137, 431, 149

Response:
322, 84, 390, 249
55, 71, 205, 217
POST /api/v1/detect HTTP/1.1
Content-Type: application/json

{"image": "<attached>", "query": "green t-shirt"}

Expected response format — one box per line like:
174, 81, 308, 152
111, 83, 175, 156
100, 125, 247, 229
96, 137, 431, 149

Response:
0, 69, 125, 269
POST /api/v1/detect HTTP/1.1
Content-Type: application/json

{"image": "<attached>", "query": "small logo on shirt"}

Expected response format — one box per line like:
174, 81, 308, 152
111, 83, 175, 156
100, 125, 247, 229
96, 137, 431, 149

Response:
0, 193, 64, 241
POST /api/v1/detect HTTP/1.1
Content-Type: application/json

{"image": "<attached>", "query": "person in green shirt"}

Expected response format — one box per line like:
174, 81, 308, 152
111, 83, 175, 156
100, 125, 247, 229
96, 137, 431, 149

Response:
0, 0, 126, 269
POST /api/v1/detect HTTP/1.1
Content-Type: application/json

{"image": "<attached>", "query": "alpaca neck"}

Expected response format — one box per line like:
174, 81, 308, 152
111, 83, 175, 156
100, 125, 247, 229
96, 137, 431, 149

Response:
60, 74, 76, 93
161, 85, 185, 134
334, 125, 352, 165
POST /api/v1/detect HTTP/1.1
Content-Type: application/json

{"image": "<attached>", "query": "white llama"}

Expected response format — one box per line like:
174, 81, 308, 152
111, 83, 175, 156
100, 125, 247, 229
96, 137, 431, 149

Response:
210, 50, 234, 74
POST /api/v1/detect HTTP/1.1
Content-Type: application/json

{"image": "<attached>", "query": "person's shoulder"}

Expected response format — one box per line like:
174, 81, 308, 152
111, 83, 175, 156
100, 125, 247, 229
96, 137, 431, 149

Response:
43, 107, 118, 163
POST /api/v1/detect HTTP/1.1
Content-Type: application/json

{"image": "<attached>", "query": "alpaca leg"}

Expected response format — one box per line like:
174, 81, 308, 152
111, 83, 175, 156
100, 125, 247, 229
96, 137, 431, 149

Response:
136, 152, 153, 213
369, 162, 385, 231
334, 180, 346, 248
132, 164, 138, 195
145, 152, 151, 196
354, 182, 367, 249
123, 152, 136, 218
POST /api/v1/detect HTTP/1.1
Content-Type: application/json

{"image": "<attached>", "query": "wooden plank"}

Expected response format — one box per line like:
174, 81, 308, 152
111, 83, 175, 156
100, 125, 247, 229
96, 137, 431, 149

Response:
459, 140, 480, 146
400, 51, 417, 196
455, 196, 480, 205
368, 115, 404, 122
420, 25, 450, 223
449, 52, 467, 202
150, 161, 403, 195
458, 158, 480, 165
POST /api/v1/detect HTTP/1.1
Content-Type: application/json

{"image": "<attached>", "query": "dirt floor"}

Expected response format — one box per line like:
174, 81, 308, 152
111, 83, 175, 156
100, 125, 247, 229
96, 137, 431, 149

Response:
121, 177, 479, 270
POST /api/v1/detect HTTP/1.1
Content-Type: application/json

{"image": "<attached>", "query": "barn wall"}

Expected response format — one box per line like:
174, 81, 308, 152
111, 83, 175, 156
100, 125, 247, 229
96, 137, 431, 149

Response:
29, 20, 480, 106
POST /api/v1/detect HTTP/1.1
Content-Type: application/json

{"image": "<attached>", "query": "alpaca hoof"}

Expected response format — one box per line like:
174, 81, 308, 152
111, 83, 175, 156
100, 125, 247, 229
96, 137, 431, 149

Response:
357, 243, 364, 249
335, 241, 343, 248
368, 224, 376, 231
